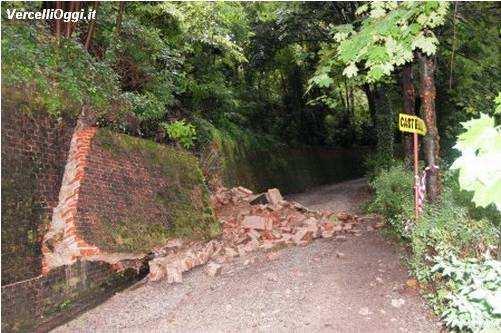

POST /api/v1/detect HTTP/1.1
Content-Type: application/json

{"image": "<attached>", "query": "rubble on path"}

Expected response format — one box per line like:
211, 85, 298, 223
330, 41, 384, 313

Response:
205, 261, 223, 277
147, 186, 372, 283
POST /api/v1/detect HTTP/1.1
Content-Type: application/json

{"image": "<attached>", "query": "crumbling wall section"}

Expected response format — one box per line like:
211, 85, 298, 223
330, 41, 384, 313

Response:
2, 116, 217, 332
41, 126, 101, 272
42, 128, 219, 271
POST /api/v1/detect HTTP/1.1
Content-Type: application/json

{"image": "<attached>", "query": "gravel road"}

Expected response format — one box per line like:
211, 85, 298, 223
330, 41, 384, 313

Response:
54, 178, 440, 333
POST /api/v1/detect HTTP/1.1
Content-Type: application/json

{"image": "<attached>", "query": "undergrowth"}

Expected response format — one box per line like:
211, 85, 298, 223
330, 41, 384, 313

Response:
366, 159, 500, 332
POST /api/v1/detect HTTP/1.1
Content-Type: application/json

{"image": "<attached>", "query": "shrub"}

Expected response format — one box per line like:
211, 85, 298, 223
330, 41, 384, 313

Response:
367, 162, 414, 236
409, 185, 499, 282
1, 20, 123, 119
162, 120, 197, 149
432, 254, 501, 332
367, 159, 500, 330
363, 151, 400, 181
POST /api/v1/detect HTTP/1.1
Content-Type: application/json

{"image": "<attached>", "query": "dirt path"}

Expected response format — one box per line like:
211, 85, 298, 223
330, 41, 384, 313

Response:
54, 178, 439, 333
286, 178, 371, 214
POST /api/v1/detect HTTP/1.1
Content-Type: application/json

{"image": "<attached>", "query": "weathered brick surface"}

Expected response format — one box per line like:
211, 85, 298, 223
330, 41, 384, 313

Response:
74, 130, 175, 252
1, 108, 74, 284
42, 128, 217, 270
42, 127, 101, 272
1, 260, 145, 332
2, 111, 216, 331
71, 129, 218, 255
1, 111, 147, 332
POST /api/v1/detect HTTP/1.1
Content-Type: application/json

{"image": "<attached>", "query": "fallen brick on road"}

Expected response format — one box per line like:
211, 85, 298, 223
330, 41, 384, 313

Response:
147, 186, 365, 284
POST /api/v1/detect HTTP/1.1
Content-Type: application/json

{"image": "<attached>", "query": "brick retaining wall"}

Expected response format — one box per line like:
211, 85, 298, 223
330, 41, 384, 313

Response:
2, 111, 217, 332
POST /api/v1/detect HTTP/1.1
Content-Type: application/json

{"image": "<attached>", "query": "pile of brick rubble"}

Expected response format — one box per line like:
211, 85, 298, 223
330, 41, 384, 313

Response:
147, 186, 377, 283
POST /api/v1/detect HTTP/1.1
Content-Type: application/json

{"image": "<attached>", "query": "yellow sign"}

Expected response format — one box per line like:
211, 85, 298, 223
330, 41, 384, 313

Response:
398, 113, 427, 135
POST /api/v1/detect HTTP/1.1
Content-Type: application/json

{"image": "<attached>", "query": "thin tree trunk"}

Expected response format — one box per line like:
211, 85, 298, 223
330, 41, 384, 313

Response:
363, 84, 377, 146
349, 87, 354, 115
374, 86, 394, 158
55, 1, 61, 42
401, 64, 416, 166
115, 2, 125, 36
65, 2, 75, 38
68, 1, 82, 38
85, 2, 100, 51
343, 79, 350, 112
363, 84, 376, 125
418, 52, 441, 202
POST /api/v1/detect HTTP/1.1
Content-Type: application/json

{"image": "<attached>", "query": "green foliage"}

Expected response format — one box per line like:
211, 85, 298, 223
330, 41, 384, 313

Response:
367, 162, 414, 235
450, 111, 501, 211
409, 185, 498, 280
431, 96, 501, 332
1, 20, 123, 118
162, 120, 197, 149
336, 1, 449, 82
196, 118, 365, 193
368, 159, 500, 330
432, 255, 501, 332
363, 151, 400, 181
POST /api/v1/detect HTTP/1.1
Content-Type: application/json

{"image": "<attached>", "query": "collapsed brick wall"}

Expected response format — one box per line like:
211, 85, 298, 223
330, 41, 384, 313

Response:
42, 128, 218, 268
2, 119, 218, 332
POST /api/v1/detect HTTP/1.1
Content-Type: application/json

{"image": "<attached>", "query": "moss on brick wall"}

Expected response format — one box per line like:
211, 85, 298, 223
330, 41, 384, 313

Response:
2, 111, 218, 332
76, 129, 219, 254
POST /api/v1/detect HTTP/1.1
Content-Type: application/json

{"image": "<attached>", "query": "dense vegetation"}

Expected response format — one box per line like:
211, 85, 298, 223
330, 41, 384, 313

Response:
1, 1, 500, 332
367, 95, 500, 331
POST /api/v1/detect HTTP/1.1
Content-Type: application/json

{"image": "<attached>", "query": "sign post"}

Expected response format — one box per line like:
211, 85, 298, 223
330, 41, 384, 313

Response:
398, 113, 427, 220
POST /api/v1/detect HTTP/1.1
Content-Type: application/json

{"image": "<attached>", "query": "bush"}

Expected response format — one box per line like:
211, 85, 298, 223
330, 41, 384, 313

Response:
367, 162, 414, 236
363, 151, 400, 181
367, 161, 500, 330
432, 254, 501, 332
162, 120, 197, 149
409, 185, 499, 282
1, 20, 123, 119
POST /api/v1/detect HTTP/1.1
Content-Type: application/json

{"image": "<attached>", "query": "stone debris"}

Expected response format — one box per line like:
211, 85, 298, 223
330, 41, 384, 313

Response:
249, 193, 268, 205
148, 186, 361, 283
391, 298, 406, 308
358, 307, 371, 316
148, 240, 220, 282
266, 188, 283, 205
242, 215, 271, 230
205, 261, 222, 277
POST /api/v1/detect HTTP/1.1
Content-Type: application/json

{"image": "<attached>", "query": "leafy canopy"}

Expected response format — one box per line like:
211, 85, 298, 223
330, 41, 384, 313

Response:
335, 1, 449, 82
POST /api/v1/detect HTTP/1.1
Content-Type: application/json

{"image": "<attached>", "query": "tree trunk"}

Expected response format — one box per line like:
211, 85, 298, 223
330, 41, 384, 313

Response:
363, 84, 377, 146
85, 2, 100, 51
68, 1, 82, 38
363, 84, 376, 125
115, 2, 125, 36
55, 1, 61, 42
418, 52, 441, 202
401, 64, 416, 166
374, 86, 394, 158
65, 2, 75, 38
